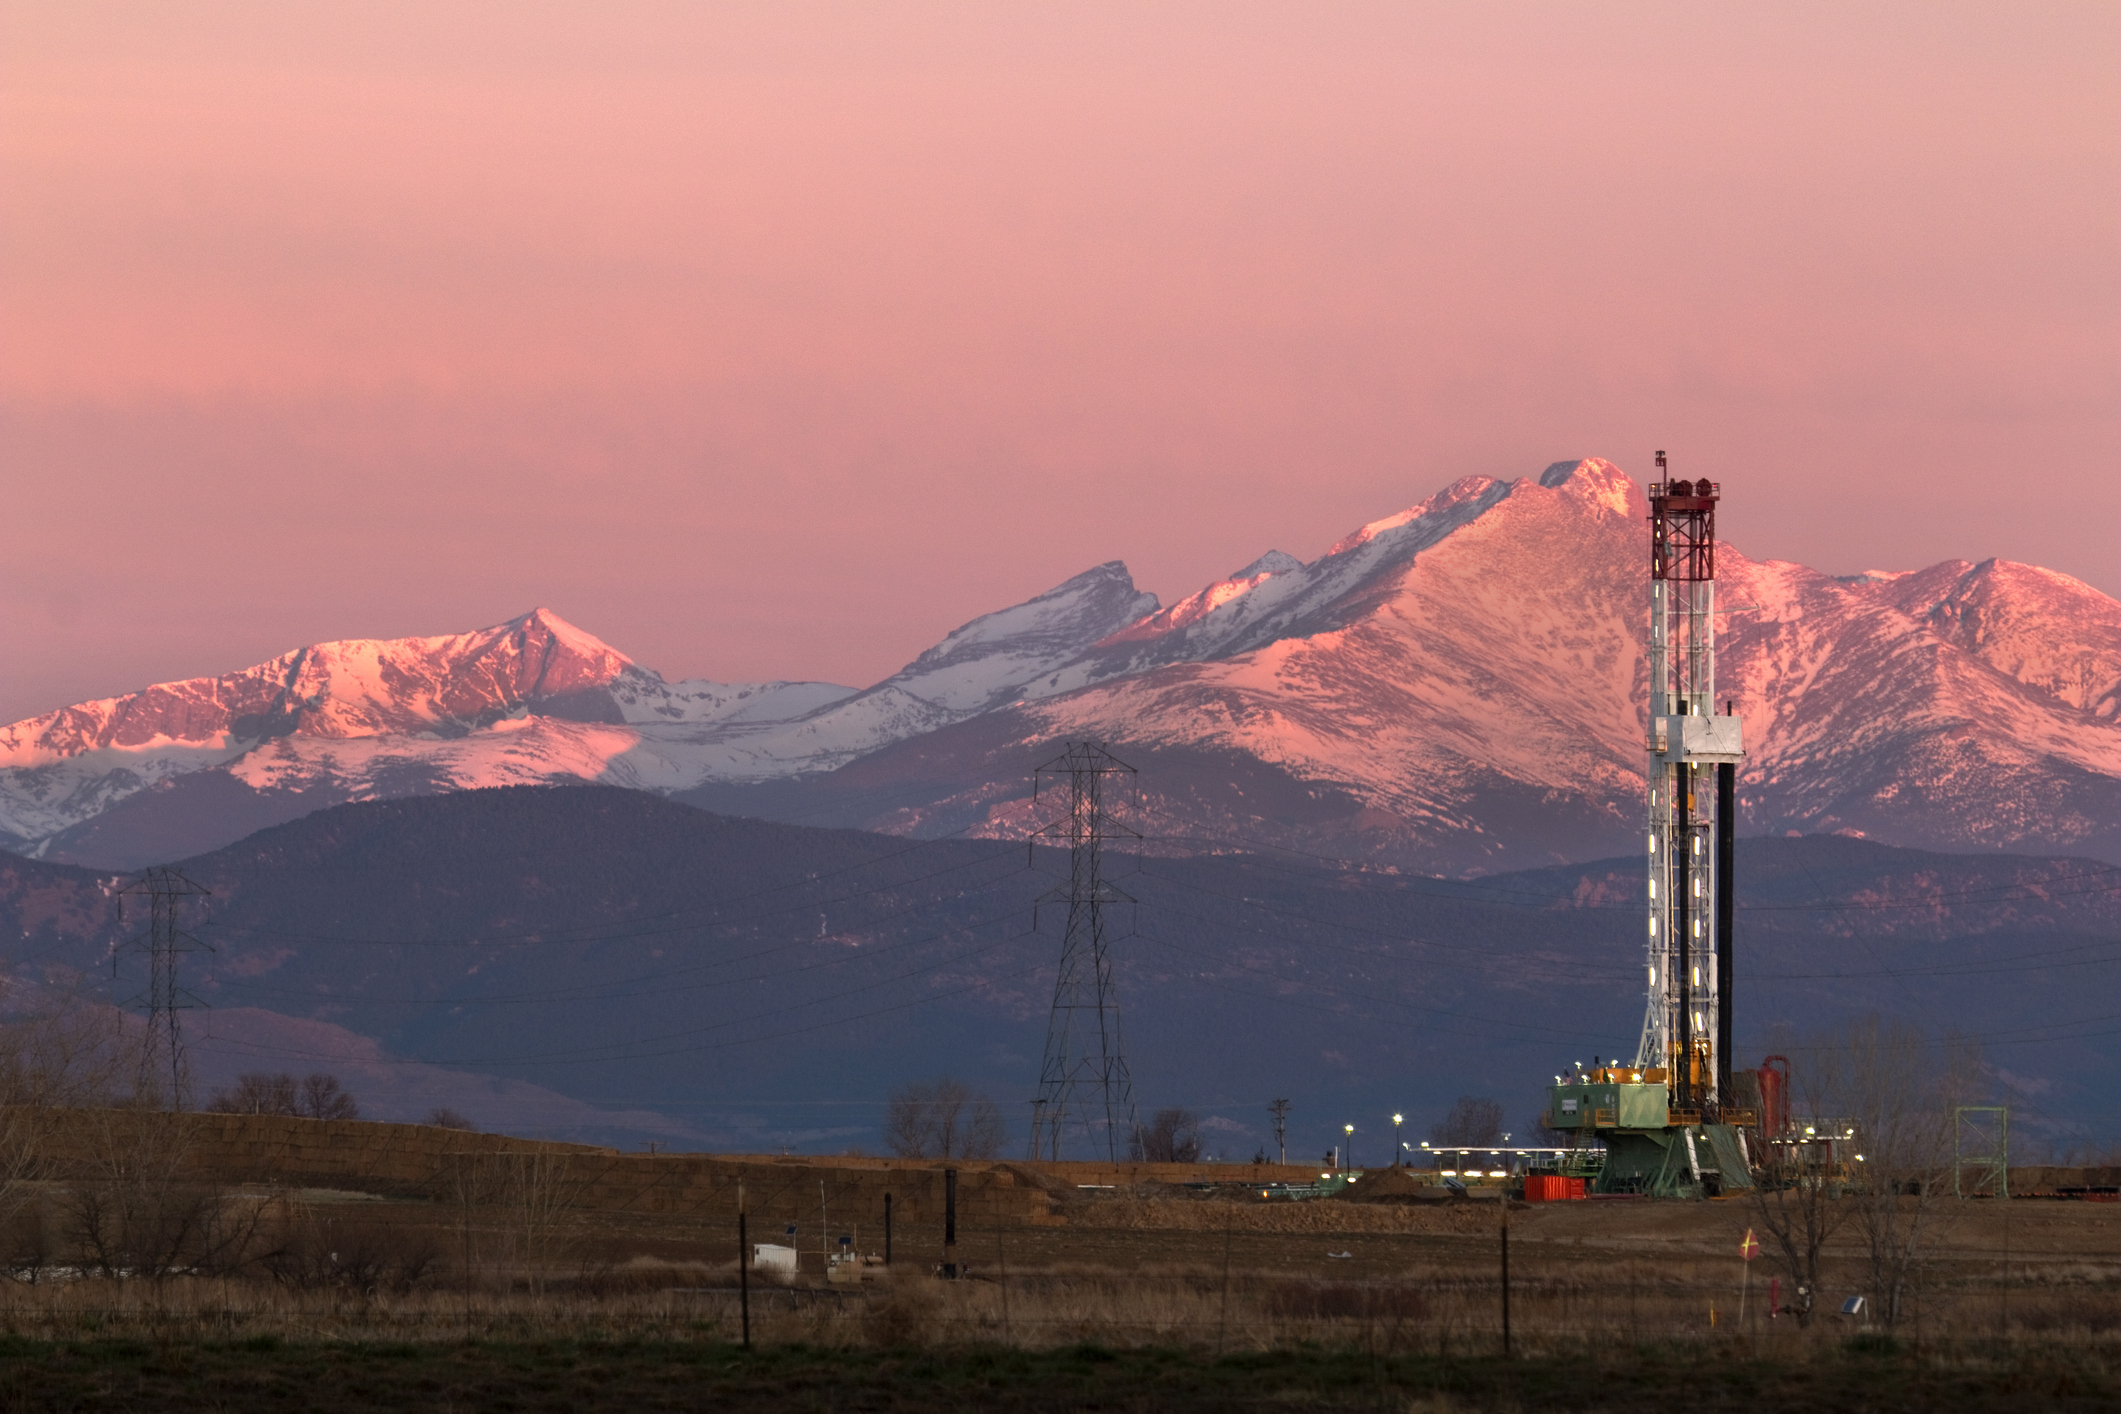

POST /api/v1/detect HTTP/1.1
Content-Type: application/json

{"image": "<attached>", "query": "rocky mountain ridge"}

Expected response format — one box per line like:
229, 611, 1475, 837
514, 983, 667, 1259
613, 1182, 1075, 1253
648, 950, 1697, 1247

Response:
6, 458, 2118, 871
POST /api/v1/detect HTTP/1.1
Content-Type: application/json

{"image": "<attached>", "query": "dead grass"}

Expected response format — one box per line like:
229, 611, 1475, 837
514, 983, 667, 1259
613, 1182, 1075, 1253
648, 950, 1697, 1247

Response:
0, 1138, 2111, 1382
1070, 1192, 1494, 1234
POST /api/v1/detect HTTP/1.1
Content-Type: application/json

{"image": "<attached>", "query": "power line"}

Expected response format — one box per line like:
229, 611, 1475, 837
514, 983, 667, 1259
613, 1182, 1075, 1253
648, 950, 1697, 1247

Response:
1133, 859, 2121, 983
209, 899, 1034, 1009
200, 957, 1050, 1072
1135, 929, 1623, 1045
197, 844, 1026, 949
399, 922, 1038, 1070
1123, 801, 2121, 914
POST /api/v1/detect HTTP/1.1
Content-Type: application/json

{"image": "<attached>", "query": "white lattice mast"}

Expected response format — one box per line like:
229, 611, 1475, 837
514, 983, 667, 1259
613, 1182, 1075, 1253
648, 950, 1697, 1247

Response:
1636, 453, 1744, 1111
1027, 742, 1141, 1162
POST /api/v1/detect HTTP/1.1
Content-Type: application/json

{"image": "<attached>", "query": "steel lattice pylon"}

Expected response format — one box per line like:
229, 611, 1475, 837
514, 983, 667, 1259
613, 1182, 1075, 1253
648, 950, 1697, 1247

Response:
117, 866, 213, 1109
1954, 1105, 2010, 1199
1026, 742, 1140, 1162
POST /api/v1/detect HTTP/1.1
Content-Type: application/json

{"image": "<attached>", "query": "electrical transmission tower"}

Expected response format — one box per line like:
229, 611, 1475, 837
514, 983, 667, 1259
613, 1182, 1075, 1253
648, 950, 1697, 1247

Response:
1955, 1105, 2010, 1199
117, 866, 213, 1109
1027, 742, 1140, 1162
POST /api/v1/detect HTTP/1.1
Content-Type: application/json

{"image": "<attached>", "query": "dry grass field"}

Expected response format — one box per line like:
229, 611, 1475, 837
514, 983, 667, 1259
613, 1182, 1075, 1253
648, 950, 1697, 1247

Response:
0, 1111, 2114, 1409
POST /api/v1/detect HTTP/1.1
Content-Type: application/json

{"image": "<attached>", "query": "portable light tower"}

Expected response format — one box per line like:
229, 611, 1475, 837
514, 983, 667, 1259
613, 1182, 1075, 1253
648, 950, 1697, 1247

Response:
1637, 453, 1744, 1111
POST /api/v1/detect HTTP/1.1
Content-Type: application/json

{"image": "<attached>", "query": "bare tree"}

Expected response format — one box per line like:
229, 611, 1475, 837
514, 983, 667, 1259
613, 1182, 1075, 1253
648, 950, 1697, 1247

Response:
1138, 1108, 1202, 1163
0, 1002, 131, 1109
1525, 1109, 1572, 1149
57, 1110, 270, 1281
883, 1078, 1006, 1159
1833, 1018, 1975, 1330
1748, 1016, 1972, 1330
208, 1072, 300, 1116
1429, 1096, 1504, 1148
1748, 1032, 1853, 1325
264, 1197, 441, 1297
499, 1149, 585, 1298
0, 1002, 134, 1244
298, 1073, 359, 1120
207, 1071, 359, 1120
425, 1107, 477, 1131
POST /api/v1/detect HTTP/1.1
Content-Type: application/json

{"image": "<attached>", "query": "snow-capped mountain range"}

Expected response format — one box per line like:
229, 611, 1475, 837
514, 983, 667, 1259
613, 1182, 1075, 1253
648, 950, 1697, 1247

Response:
8, 458, 2120, 871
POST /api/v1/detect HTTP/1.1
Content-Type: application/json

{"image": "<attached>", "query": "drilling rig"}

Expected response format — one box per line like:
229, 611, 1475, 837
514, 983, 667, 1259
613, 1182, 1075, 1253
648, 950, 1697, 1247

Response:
1543, 453, 1758, 1197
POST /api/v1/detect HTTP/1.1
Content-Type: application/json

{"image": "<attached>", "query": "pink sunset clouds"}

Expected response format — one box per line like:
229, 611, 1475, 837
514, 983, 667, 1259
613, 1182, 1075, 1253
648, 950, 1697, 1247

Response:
2, 2, 2115, 722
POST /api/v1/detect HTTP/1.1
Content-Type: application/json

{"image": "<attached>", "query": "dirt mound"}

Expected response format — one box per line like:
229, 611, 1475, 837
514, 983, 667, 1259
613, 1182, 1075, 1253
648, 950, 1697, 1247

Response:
1332, 1169, 1461, 1205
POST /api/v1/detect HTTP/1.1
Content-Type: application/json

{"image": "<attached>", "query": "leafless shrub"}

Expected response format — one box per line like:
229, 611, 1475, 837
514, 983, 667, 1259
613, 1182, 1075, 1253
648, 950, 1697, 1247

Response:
0, 1003, 132, 1278
56, 1111, 271, 1280
0, 1001, 131, 1108
0, 1198, 55, 1282
424, 1106, 476, 1131
883, 1077, 1005, 1159
547, 1255, 721, 1298
502, 1149, 585, 1295
1263, 1280, 1428, 1324
446, 1150, 589, 1296
263, 1208, 440, 1296
863, 1280, 943, 1347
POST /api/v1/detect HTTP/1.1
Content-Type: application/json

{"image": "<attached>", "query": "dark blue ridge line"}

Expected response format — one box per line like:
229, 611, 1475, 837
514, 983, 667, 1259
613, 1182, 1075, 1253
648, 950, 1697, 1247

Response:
205, 902, 1030, 1008
1158, 841, 2121, 912
1139, 858, 2121, 982
1128, 804, 2121, 911
1132, 861, 1574, 956
197, 856, 1030, 950
1139, 927, 2121, 1068
200, 959, 1048, 1073
683, 773, 999, 830
1977, 1064, 2112, 1150
373, 925, 1039, 1069
1756, 1010, 2121, 1052
1131, 894, 1640, 982
1756, 948, 2121, 981
1783, 837, 1924, 1009
1738, 877, 2121, 911
1134, 930, 1624, 1045
198, 787, 992, 879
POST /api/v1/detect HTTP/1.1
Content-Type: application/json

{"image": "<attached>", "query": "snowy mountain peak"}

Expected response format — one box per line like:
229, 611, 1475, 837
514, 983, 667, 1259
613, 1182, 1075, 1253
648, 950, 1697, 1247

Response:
1538, 457, 1639, 517
511, 607, 635, 681
1232, 550, 1304, 580
882, 562, 1160, 713
1324, 476, 1507, 558
0, 607, 640, 770
1101, 553, 1300, 647
1866, 559, 2121, 719
8, 455, 2121, 871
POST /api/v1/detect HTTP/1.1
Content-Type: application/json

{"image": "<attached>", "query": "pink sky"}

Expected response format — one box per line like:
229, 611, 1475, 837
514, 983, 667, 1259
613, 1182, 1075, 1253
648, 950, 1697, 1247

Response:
3, 2, 2116, 721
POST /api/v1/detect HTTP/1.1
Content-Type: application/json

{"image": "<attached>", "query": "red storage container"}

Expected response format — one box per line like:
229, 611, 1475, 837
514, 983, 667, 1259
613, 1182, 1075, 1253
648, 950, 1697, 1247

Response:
1525, 1175, 1574, 1203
